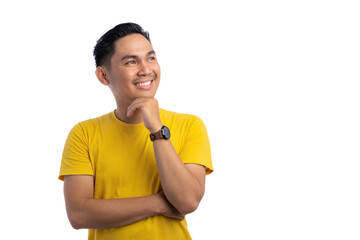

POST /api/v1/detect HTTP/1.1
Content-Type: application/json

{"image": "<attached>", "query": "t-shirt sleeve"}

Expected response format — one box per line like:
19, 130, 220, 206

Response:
179, 116, 214, 175
58, 123, 94, 181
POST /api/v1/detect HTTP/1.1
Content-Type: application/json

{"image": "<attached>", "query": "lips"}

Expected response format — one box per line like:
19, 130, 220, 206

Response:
133, 78, 154, 90
134, 80, 153, 87
133, 76, 155, 89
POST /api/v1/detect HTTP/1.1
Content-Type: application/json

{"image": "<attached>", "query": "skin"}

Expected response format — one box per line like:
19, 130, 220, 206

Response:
64, 33, 206, 229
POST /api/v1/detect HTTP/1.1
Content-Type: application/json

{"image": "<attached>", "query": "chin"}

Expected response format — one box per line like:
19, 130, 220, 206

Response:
139, 93, 157, 98
138, 88, 158, 98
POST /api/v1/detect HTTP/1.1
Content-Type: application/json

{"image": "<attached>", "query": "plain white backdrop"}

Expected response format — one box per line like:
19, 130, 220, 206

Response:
0, 0, 359, 239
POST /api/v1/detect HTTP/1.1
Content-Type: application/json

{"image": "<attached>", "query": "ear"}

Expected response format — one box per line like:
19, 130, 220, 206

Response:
95, 66, 110, 85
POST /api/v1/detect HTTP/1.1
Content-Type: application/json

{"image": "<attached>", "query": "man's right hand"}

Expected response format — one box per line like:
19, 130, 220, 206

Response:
157, 191, 185, 221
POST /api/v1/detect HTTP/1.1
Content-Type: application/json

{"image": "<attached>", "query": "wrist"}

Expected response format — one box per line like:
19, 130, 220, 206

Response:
148, 124, 163, 134
153, 193, 166, 215
149, 126, 171, 141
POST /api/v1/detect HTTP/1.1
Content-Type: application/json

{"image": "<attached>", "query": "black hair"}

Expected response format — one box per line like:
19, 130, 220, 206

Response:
93, 23, 151, 68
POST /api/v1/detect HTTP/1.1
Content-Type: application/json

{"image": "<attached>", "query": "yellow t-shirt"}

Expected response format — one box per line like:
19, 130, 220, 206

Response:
59, 108, 213, 240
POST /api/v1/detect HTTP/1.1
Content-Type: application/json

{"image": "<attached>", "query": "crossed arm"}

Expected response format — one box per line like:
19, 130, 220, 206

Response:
64, 98, 206, 229
64, 175, 178, 229
64, 163, 205, 230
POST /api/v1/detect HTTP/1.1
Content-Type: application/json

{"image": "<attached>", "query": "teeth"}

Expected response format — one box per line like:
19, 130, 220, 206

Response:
135, 81, 152, 87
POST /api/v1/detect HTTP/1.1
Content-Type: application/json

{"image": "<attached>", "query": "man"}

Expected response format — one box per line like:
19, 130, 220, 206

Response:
59, 23, 213, 239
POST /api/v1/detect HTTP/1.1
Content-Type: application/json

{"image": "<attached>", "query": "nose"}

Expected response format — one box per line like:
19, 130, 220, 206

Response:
137, 60, 152, 76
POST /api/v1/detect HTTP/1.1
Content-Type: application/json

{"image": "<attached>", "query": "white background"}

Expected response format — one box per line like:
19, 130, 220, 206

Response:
0, 0, 359, 239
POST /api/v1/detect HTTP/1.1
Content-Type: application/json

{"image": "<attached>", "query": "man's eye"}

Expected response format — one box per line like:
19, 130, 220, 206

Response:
149, 56, 156, 61
125, 60, 136, 65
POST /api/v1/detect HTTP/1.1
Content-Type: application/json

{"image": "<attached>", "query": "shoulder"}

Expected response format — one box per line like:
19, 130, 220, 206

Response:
160, 108, 206, 132
79, 112, 112, 127
160, 108, 200, 122
69, 112, 113, 137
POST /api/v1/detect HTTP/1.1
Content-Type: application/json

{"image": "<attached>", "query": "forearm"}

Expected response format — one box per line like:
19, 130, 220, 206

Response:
153, 139, 204, 214
126, 98, 205, 214
67, 194, 161, 229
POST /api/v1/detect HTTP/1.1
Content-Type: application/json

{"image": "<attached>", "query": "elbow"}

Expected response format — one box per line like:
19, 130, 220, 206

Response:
67, 212, 86, 230
174, 191, 204, 214
66, 198, 93, 230
70, 220, 82, 230
70, 222, 81, 230
68, 217, 82, 230
178, 199, 201, 215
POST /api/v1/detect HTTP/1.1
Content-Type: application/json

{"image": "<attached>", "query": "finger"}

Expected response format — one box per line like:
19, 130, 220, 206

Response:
127, 98, 148, 116
127, 101, 144, 117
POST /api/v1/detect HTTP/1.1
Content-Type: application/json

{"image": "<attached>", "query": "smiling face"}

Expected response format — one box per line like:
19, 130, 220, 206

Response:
96, 33, 161, 105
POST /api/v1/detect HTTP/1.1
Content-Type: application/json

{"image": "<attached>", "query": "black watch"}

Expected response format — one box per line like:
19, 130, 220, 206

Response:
150, 126, 171, 141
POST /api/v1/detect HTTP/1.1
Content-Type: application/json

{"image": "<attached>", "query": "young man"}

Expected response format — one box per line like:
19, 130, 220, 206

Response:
59, 23, 213, 239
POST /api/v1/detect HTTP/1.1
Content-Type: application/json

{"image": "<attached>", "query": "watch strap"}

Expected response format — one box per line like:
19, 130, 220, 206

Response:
150, 130, 163, 141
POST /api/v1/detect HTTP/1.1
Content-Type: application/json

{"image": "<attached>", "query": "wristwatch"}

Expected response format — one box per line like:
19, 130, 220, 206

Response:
150, 126, 171, 141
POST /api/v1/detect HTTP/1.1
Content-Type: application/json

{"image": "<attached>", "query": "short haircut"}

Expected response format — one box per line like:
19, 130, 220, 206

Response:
93, 23, 151, 68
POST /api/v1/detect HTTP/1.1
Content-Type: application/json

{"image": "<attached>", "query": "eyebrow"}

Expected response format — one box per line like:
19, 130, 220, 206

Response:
121, 50, 156, 62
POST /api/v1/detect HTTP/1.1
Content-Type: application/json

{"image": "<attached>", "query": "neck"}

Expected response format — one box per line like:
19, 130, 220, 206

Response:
114, 100, 143, 124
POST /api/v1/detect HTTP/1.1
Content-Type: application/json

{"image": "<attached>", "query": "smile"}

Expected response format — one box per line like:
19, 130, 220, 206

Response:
135, 80, 152, 87
133, 79, 154, 90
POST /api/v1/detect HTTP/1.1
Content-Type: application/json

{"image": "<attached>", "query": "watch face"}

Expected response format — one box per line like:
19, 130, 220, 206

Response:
161, 126, 171, 139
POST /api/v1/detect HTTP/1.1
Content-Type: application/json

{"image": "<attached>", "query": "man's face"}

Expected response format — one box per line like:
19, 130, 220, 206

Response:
105, 33, 160, 105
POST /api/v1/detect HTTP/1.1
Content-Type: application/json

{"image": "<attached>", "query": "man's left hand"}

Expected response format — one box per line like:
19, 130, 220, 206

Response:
127, 98, 163, 133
